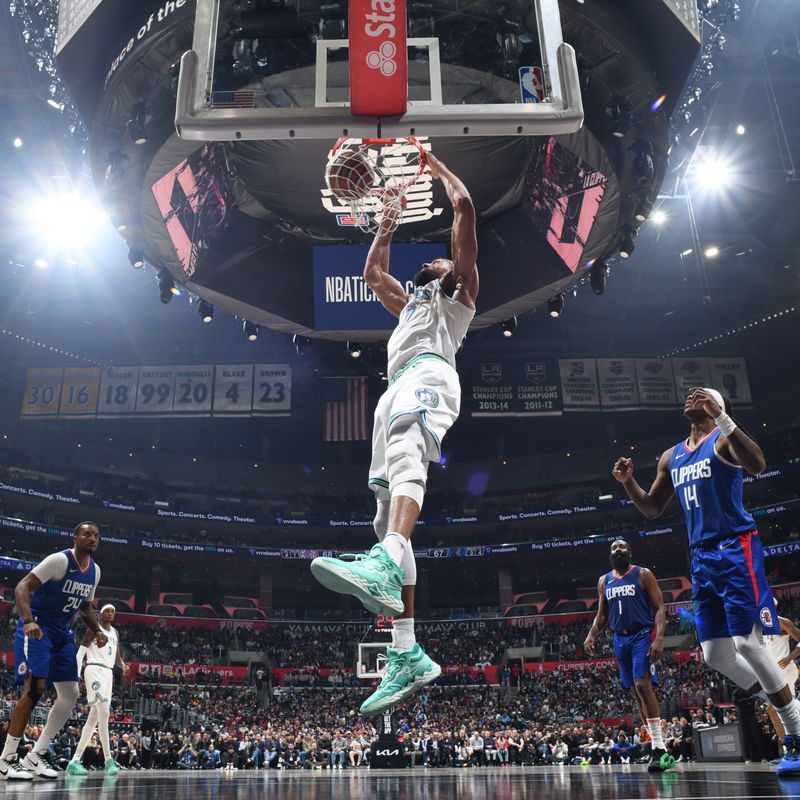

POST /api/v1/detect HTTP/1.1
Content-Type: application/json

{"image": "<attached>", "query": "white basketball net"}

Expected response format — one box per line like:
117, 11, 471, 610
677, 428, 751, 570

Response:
324, 137, 428, 235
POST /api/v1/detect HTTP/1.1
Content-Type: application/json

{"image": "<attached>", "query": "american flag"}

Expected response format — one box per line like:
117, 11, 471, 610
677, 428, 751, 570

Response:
210, 90, 256, 108
323, 377, 368, 442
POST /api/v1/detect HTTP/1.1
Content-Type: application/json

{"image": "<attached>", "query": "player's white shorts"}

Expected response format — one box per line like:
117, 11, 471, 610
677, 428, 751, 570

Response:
368, 356, 461, 493
84, 664, 113, 706
786, 663, 798, 698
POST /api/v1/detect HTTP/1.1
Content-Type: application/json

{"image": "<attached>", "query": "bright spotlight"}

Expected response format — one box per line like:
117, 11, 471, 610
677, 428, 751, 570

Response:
736, 124, 745, 135
13, 137, 23, 148
198, 300, 214, 324
547, 294, 565, 318
691, 155, 734, 191
31, 193, 108, 251
347, 341, 363, 358
34, 258, 48, 269
704, 246, 720, 259
651, 210, 667, 225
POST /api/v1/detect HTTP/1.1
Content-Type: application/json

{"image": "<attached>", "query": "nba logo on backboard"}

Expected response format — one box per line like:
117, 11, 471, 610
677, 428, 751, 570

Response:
336, 213, 369, 227
519, 66, 545, 104
526, 362, 546, 384
481, 363, 502, 385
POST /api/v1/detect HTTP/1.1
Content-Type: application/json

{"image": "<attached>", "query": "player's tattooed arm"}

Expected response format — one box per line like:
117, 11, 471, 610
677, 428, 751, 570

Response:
640, 568, 666, 661
584, 576, 609, 656
717, 427, 767, 475
427, 154, 478, 308
612, 448, 675, 520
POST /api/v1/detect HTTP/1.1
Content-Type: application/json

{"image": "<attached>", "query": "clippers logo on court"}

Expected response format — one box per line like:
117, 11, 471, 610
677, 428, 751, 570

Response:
415, 388, 439, 408
320, 138, 444, 225
760, 607, 773, 628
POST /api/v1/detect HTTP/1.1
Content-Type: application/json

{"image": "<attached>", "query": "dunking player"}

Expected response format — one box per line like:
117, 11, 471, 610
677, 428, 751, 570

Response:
311, 153, 477, 715
612, 387, 800, 775
68, 604, 129, 775
584, 540, 675, 772
1, 523, 104, 781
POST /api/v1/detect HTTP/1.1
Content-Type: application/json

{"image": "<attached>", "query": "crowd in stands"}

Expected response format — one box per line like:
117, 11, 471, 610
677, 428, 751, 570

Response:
4, 656, 777, 772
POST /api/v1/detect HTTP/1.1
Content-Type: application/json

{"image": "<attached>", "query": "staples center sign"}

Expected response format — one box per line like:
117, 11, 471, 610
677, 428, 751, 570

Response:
349, 0, 407, 117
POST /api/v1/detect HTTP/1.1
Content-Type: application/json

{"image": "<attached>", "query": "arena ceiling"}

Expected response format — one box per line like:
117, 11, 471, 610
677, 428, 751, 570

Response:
0, 0, 797, 368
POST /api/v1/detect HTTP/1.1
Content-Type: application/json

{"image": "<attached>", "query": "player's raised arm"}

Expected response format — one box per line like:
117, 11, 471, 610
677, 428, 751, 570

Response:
584, 575, 609, 656
363, 195, 410, 319
427, 153, 478, 307
640, 568, 666, 661
613, 449, 675, 520
689, 389, 767, 475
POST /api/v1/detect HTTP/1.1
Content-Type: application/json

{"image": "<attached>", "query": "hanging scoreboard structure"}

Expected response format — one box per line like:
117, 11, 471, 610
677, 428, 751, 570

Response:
21, 364, 292, 420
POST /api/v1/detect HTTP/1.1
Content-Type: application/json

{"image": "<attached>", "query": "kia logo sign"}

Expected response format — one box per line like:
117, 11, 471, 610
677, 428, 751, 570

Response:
376, 749, 400, 756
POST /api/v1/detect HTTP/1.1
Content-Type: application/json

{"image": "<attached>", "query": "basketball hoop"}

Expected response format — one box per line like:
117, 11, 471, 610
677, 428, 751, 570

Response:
324, 136, 429, 235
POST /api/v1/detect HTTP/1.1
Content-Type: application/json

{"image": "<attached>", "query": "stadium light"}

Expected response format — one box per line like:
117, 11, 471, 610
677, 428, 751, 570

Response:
501, 317, 517, 337
547, 294, 565, 318
243, 320, 260, 341
198, 300, 214, 323
30, 193, 109, 251
347, 342, 363, 358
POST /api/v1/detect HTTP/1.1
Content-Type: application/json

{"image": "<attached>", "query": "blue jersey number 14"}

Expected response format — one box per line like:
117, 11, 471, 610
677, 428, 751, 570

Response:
683, 485, 700, 509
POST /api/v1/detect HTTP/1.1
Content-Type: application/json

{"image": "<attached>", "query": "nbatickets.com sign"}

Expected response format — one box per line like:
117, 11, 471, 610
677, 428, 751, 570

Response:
320, 138, 444, 227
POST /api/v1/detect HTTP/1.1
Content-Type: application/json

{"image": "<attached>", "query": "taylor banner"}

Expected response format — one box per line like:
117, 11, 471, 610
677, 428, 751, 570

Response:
469, 359, 563, 417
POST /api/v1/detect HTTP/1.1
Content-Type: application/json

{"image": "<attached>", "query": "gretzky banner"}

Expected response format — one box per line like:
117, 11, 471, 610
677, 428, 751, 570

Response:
469, 359, 562, 417
559, 359, 600, 411
597, 359, 639, 410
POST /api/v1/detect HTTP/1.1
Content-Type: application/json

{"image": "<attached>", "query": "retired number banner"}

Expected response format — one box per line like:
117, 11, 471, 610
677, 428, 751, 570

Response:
469, 359, 563, 417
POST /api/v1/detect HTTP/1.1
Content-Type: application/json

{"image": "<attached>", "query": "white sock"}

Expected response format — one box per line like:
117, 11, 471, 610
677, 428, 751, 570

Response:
1, 735, 21, 761
646, 719, 665, 750
382, 532, 407, 568
33, 682, 78, 755
393, 618, 416, 653
97, 705, 112, 760
775, 698, 800, 737
73, 705, 98, 761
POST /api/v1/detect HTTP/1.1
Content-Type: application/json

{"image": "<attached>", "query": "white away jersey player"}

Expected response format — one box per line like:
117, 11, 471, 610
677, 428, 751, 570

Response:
370, 280, 474, 491
81, 626, 119, 706
386, 279, 473, 381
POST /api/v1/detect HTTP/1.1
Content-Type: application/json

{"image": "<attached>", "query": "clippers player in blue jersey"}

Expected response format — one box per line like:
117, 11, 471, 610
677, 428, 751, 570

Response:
0, 522, 105, 781
584, 540, 674, 772
613, 388, 800, 776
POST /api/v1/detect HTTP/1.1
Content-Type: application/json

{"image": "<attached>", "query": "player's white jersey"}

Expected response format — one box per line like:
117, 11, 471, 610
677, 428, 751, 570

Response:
387, 279, 474, 381
84, 625, 119, 669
